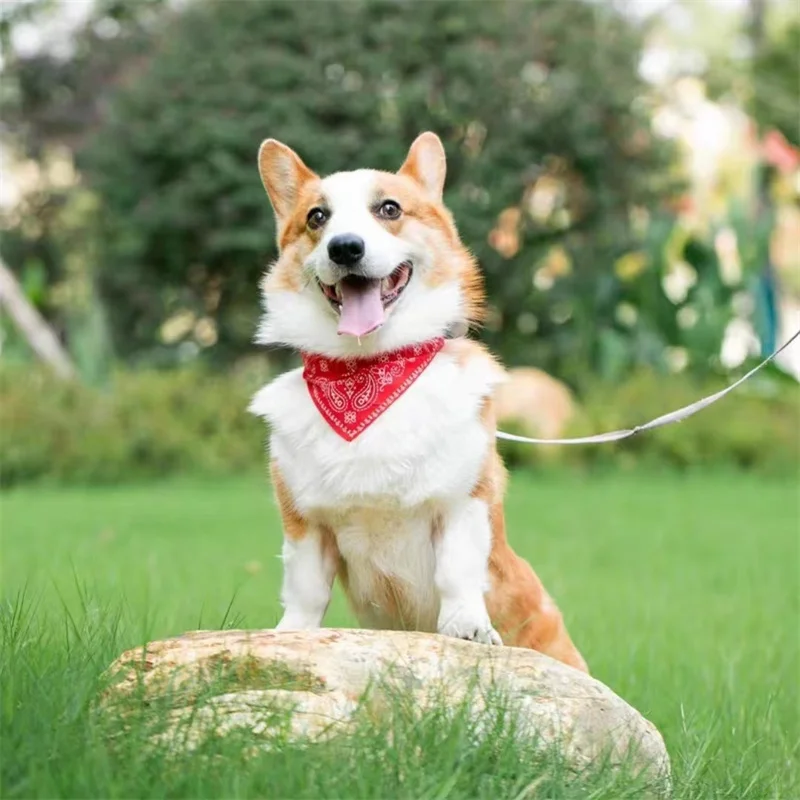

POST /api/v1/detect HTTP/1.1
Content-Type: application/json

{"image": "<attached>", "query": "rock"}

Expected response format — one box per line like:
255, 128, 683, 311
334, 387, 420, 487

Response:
102, 629, 670, 790
495, 367, 576, 439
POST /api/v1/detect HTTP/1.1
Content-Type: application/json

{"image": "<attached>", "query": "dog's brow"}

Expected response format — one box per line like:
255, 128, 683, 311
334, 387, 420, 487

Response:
370, 189, 388, 207
307, 191, 327, 210
371, 185, 405, 211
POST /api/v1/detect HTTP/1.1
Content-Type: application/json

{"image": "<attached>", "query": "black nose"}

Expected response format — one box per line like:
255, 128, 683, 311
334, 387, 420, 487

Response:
328, 233, 365, 268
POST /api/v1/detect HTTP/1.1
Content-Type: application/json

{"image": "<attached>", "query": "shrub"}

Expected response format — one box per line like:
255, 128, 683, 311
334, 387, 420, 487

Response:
1, 363, 796, 488
500, 368, 800, 475
0, 362, 270, 487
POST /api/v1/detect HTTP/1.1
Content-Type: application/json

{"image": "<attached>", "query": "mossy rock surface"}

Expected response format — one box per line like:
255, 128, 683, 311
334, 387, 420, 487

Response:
102, 628, 670, 791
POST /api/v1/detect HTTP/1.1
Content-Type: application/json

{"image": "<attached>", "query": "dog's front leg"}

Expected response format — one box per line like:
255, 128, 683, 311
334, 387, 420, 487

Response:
434, 498, 502, 646
276, 528, 337, 630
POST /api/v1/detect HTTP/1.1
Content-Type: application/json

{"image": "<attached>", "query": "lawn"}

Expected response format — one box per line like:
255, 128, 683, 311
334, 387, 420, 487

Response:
1, 471, 798, 798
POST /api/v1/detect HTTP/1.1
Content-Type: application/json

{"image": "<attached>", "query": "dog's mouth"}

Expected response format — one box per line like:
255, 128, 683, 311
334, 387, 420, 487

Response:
318, 262, 413, 337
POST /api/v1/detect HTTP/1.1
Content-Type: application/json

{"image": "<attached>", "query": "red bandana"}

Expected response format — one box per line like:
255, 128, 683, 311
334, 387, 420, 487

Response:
301, 338, 445, 441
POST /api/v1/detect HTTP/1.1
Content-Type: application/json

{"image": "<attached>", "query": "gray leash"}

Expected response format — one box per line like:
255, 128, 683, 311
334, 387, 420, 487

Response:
496, 328, 800, 446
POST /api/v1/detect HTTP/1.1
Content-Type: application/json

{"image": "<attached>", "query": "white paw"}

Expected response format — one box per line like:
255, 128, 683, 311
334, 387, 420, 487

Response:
437, 608, 502, 646
275, 614, 322, 631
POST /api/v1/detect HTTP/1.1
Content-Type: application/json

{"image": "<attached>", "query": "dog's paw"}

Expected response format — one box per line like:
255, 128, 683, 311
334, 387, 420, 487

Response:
438, 612, 502, 646
275, 614, 322, 631
471, 625, 503, 646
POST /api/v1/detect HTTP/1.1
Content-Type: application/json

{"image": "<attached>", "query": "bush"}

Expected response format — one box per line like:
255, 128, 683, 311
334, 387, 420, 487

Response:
0, 362, 269, 487
1, 363, 796, 488
500, 369, 800, 475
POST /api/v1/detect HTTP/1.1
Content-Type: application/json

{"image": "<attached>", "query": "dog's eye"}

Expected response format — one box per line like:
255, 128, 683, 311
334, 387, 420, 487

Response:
306, 207, 329, 230
377, 200, 402, 220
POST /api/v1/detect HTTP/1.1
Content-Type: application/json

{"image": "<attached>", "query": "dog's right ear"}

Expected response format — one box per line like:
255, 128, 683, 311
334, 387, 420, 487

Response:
258, 139, 318, 222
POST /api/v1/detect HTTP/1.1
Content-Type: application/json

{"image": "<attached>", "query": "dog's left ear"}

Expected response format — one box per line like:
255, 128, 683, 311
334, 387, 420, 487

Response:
398, 132, 446, 201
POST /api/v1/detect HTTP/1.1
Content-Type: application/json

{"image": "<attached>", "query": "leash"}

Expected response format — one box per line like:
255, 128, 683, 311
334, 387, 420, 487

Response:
495, 328, 800, 446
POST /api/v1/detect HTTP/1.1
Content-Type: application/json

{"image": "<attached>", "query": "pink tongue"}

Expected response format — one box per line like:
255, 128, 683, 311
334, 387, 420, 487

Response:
337, 279, 385, 337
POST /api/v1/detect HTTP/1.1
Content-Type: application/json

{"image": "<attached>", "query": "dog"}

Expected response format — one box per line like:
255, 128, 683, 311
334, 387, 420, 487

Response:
249, 132, 587, 672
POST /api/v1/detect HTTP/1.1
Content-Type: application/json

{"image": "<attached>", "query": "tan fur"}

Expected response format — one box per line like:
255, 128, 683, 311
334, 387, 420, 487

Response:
369, 172, 485, 324
474, 392, 588, 672
269, 461, 308, 541
398, 131, 447, 200
258, 139, 318, 229
277, 180, 326, 251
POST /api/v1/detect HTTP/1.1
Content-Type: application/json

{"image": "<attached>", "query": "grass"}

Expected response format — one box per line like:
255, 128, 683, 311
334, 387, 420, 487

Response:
1, 471, 798, 798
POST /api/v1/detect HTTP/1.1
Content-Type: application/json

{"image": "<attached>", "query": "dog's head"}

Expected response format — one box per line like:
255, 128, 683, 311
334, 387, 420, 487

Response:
256, 132, 484, 357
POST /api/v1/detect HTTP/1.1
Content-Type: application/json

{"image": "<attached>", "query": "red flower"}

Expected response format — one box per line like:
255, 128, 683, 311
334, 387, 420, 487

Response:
762, 130, 799, 174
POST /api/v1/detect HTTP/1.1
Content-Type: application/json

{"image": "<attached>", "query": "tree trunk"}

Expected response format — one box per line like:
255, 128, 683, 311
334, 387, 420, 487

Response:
0, 260, 76, 379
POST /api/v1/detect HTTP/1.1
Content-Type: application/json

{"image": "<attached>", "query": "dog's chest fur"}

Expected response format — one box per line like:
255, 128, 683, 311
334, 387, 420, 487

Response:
250, 345, 503, 628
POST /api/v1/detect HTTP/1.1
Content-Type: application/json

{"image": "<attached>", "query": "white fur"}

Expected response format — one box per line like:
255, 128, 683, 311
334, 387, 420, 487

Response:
310, 171, 411, 286
276, 529, 337, 629
256, 169, 466, 359
250, 345, 505, 636
333, 506, 439, 631
435, 497, 501, 645
256, 281, 463, 359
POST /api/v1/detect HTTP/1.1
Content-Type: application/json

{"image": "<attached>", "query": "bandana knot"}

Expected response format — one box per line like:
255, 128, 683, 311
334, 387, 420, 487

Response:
301, 338, 445, 441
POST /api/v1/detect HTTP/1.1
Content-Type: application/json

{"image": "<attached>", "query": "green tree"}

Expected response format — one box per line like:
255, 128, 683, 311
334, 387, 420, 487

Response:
75, 0, 677, 381
750, 18, 800, 145
0, 0, 166, 379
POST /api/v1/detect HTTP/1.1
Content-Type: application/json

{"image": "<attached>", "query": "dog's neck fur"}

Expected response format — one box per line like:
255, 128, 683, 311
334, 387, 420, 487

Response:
256, 276, 469, 359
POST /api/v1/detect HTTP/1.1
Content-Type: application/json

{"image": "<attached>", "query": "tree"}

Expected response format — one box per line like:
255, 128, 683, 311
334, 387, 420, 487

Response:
72, 0, 677, 382
0, 0, 167, 378
750, 18, 800, 146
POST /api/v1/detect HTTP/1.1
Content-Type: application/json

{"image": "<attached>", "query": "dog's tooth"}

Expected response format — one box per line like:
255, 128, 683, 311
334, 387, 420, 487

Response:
381, 277, 390, 294
334, 283, 342, 300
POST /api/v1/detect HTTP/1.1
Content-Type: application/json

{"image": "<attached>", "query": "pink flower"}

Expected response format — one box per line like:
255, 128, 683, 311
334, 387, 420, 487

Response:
762, 130, 799, 174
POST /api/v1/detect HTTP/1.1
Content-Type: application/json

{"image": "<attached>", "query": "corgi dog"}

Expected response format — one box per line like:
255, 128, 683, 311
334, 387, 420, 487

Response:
249, 132, 587, 672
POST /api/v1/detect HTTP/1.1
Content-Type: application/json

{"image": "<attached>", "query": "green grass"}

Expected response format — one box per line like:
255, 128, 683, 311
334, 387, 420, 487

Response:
1, 471, 798, 798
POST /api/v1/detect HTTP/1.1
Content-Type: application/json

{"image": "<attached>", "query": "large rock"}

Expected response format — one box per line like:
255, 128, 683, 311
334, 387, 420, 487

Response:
102, 629, 669, 789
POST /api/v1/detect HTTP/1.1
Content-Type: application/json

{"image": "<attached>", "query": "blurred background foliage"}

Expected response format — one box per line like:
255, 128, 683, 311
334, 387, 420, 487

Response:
1, 362, 796, 487
0, 0, 798, 485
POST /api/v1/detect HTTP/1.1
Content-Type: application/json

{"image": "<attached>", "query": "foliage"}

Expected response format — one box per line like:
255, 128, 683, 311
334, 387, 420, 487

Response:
1, 0, 165, 157
0, 186, 115, 382
0, 0, 166, 379
580, 201, 774, 382
750, 18, 800, 146
6, 0, 675, 379
501, 367, 799, 475
670, 1, 800, 147
2, 361, 796, 488
4, 0, 794, 388
0, 362, 268, 487
3, 473, 798, 798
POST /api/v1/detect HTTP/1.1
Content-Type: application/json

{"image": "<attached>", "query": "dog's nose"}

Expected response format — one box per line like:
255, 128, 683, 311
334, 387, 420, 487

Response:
328, 234, 365, 268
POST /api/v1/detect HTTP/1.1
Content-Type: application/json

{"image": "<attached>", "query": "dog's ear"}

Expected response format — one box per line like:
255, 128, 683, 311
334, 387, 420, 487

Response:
258, 139, 318, 222
398, 132, 446, 201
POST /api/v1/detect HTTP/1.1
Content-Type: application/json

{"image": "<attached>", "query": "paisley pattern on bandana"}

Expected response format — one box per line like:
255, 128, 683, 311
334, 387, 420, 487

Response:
301, 339, 445, 441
